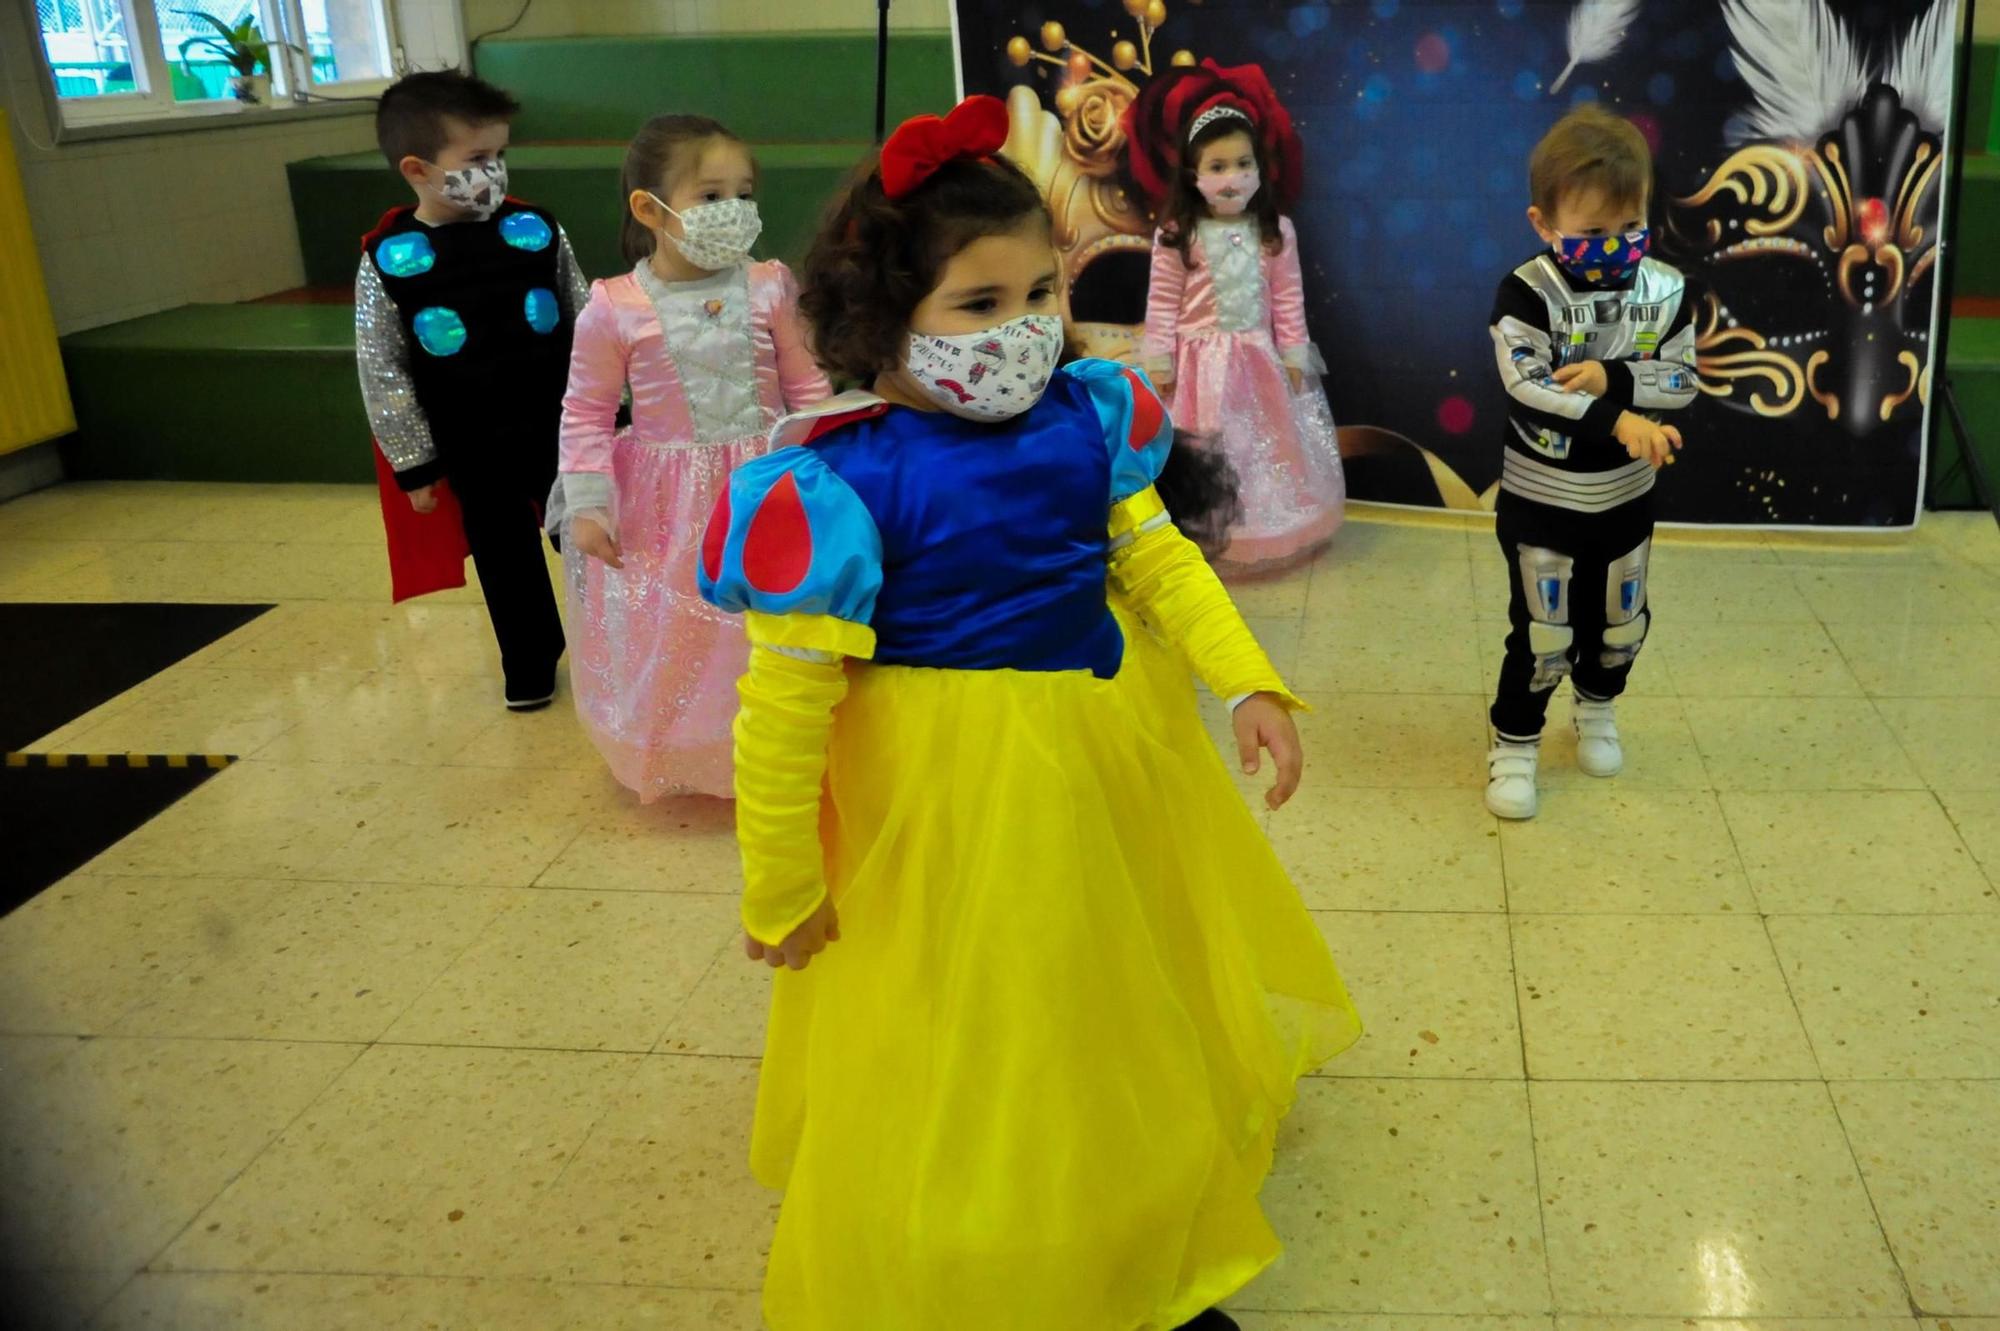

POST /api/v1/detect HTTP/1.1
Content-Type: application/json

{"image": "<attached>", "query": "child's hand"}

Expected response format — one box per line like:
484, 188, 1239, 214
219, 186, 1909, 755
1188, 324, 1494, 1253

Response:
745, 897, 840, 971
1285, 365, 1305, 394
408, 484, 438, 514
1613, 410, 1684, 470
1552, 361, 1609, 396
1234, 693, 1304, 810
573, 516, 623, 569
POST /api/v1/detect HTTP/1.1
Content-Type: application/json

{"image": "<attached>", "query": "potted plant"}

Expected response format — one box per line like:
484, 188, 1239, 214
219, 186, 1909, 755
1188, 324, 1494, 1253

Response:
176, 10, 300, 107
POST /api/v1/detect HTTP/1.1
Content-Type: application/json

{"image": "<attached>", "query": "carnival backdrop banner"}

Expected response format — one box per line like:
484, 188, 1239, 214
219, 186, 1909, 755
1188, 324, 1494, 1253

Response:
951, 0, 1960, 526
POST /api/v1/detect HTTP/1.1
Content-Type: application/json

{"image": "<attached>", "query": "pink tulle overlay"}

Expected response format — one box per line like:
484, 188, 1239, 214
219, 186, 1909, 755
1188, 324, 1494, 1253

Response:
563, 431, 768, 801
1169, 328, 1345, 574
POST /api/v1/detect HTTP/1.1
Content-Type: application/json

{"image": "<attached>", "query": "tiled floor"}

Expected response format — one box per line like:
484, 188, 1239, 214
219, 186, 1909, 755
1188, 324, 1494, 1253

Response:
2, 481, 1998, 1330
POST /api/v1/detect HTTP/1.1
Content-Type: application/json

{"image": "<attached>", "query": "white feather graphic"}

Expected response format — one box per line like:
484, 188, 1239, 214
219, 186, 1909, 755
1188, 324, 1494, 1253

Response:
1721, 0, 1870, 145
1883, 0, 1954, 131
1551, 0, 1642, 95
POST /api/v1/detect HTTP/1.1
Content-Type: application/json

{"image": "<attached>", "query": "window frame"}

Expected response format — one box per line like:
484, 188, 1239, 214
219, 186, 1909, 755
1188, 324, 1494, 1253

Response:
17, 0, 402, 141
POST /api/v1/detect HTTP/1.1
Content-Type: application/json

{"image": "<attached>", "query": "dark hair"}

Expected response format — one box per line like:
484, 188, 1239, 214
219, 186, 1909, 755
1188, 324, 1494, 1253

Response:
1056, 337, 1242, 558
1530, 104, 1652, 215
619, 114, 750, 266
800, 152, 1050, 383
1158, 115, 1284, 266
375, 70, 520, 169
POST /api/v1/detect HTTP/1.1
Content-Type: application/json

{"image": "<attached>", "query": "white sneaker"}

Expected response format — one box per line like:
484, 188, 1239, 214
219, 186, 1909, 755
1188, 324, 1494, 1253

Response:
1572, 697, 1623, 777
1485, 741, 1540, 819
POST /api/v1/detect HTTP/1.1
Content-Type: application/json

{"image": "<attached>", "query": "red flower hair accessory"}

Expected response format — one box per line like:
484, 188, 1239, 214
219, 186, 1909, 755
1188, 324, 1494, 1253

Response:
880, 95, 1011, 200
1122, 59, 1306, 213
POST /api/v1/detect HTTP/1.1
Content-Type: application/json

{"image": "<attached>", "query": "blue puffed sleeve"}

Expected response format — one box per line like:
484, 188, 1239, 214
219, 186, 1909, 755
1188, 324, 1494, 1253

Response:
1064, 357, 1175, 504
698, 447, 883, 632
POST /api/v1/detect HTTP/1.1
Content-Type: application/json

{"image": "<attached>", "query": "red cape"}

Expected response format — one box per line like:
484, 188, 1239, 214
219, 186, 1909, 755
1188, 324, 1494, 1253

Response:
373, 443, 469, 603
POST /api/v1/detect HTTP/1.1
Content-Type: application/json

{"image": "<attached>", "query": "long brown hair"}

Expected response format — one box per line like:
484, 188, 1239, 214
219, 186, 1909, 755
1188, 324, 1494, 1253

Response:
1157, 115, 1285, 266
619, 114, 750, 266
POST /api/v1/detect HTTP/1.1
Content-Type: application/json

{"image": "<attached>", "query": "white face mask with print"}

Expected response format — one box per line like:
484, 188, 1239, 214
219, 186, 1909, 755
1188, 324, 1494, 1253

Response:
651, 195, 762, 271
427, 157, 508, 221
903, 313, 1066, 422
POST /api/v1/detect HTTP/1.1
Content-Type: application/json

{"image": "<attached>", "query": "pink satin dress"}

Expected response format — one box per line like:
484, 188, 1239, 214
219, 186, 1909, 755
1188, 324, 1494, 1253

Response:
1143, 215, 1345, 573
554, 259, 830, 800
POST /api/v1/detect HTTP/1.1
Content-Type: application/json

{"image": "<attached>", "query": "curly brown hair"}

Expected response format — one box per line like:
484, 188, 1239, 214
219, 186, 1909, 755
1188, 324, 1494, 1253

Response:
799, 152, 1051, 384
1157, 116, 1284, 266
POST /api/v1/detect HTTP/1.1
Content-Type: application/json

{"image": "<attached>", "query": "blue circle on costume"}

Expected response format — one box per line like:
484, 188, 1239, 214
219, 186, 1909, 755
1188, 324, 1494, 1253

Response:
375, 232, 435, 279
1496, 0, 1524, 16
524, 287, 560, 334
1649, 73, 1676, 105
413, 306, 467, 357
499, 210, 553, 252
1513, 69, 1542, 101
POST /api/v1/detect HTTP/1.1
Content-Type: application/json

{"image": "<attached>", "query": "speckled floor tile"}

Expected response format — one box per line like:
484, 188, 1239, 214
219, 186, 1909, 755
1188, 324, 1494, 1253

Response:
1500, 789, 1753, 914
1513, 916, 1816, 1080
1721, 792, 1995, 913
1310, 911, 1522, 1079
1533, 1081, 1907, 1316
1266, 786, 1506, 912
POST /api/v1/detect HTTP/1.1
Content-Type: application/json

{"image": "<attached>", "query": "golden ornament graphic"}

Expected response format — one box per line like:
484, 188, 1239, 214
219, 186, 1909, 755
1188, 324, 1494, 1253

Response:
1001, 2, 1182, 362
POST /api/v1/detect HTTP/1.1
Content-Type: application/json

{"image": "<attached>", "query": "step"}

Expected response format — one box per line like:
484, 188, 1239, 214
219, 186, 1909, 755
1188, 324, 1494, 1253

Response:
1955, 152, 2000, 301
1937, 315, 2000, 510
59, 304, 368, 483
289, 142, 863, 290
472, 31, 956, 144
1973, 40, 1999, 156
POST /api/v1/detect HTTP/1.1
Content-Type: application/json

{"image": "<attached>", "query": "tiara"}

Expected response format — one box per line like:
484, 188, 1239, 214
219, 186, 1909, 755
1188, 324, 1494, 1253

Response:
1187, 104, 1252, 142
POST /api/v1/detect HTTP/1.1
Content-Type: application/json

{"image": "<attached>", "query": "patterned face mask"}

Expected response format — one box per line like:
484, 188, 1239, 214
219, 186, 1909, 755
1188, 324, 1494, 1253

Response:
1551, 228, 1651, 285
651, 195, 763, 271
1196, 169, 1260, 217
903, 313, 1066, 422
427, 157, 508, 221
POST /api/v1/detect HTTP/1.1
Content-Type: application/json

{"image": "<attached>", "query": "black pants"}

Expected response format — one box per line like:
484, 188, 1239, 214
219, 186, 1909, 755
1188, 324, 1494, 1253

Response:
442, 434, 564, 695
1489, 491, 1655, 742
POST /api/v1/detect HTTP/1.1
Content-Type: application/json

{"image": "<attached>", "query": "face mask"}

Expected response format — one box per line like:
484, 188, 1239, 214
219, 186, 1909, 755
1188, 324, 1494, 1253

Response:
903, 313, 1066, 422
650, 195, 762, 271
1551, 228, 1651, 285
1197, 169, 1260, 217
428, 157, 507, 221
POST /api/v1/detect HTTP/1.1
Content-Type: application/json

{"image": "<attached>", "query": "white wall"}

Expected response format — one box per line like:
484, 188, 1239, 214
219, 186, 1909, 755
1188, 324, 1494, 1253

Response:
0, 0, 464, 334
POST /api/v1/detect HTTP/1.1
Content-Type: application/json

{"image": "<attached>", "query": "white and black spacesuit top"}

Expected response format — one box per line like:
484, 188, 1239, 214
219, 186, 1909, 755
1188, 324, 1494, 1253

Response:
1488, 253, 1700, 514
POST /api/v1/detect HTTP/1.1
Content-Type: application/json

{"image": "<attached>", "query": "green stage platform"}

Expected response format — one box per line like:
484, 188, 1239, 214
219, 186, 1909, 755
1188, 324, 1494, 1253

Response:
1938, 316, 2000, 509
59, 304, 367, 483
290, 142, 864, 288
473, 32, 956, 144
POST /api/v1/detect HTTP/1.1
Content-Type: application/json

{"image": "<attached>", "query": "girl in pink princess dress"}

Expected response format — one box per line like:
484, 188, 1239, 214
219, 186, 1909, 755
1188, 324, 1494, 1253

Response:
1127, 60, 1345, 574
549, 114, 830, 799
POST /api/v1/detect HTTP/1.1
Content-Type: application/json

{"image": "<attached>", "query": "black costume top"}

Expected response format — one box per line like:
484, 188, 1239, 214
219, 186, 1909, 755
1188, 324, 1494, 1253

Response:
1487, 252, 1699, 514
356, 201, 587, 491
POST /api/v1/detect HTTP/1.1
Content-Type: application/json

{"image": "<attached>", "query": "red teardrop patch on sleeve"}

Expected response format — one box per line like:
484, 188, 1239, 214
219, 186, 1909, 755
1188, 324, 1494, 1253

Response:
700, 487, 730, 584
1121, 367, 1165, 450
741, 472, 814, 595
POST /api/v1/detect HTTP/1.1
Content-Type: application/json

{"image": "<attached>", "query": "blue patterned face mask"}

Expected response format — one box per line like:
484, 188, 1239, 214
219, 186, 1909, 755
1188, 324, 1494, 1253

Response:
1552, 228, 1650, 284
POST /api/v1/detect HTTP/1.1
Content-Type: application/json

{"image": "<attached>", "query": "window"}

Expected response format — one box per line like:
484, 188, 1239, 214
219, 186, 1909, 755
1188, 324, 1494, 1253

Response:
29, 0, 396, 129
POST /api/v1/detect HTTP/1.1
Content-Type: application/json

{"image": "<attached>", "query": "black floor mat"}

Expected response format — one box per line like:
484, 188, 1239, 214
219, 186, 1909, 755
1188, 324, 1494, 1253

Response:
0, 760, 228, 916
0, 603, 271, 750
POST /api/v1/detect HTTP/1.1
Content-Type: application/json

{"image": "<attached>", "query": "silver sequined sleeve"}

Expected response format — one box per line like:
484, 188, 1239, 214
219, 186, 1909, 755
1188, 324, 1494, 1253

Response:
557, 228, 590, 317
355, 258, 438, 475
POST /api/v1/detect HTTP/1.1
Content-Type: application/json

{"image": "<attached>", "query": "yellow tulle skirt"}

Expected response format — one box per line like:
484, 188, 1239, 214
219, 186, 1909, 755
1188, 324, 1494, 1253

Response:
752, 611, 1361, 1331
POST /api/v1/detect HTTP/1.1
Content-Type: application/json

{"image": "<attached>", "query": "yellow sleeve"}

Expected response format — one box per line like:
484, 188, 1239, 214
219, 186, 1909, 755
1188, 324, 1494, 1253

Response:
1107, 486, 1305, 709
731, 611, 861, 946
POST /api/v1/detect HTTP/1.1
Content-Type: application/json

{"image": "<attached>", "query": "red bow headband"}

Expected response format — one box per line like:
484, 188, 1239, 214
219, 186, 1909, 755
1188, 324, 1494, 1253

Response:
1122, 60, 1305, 214
880, 95, 1010, 199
